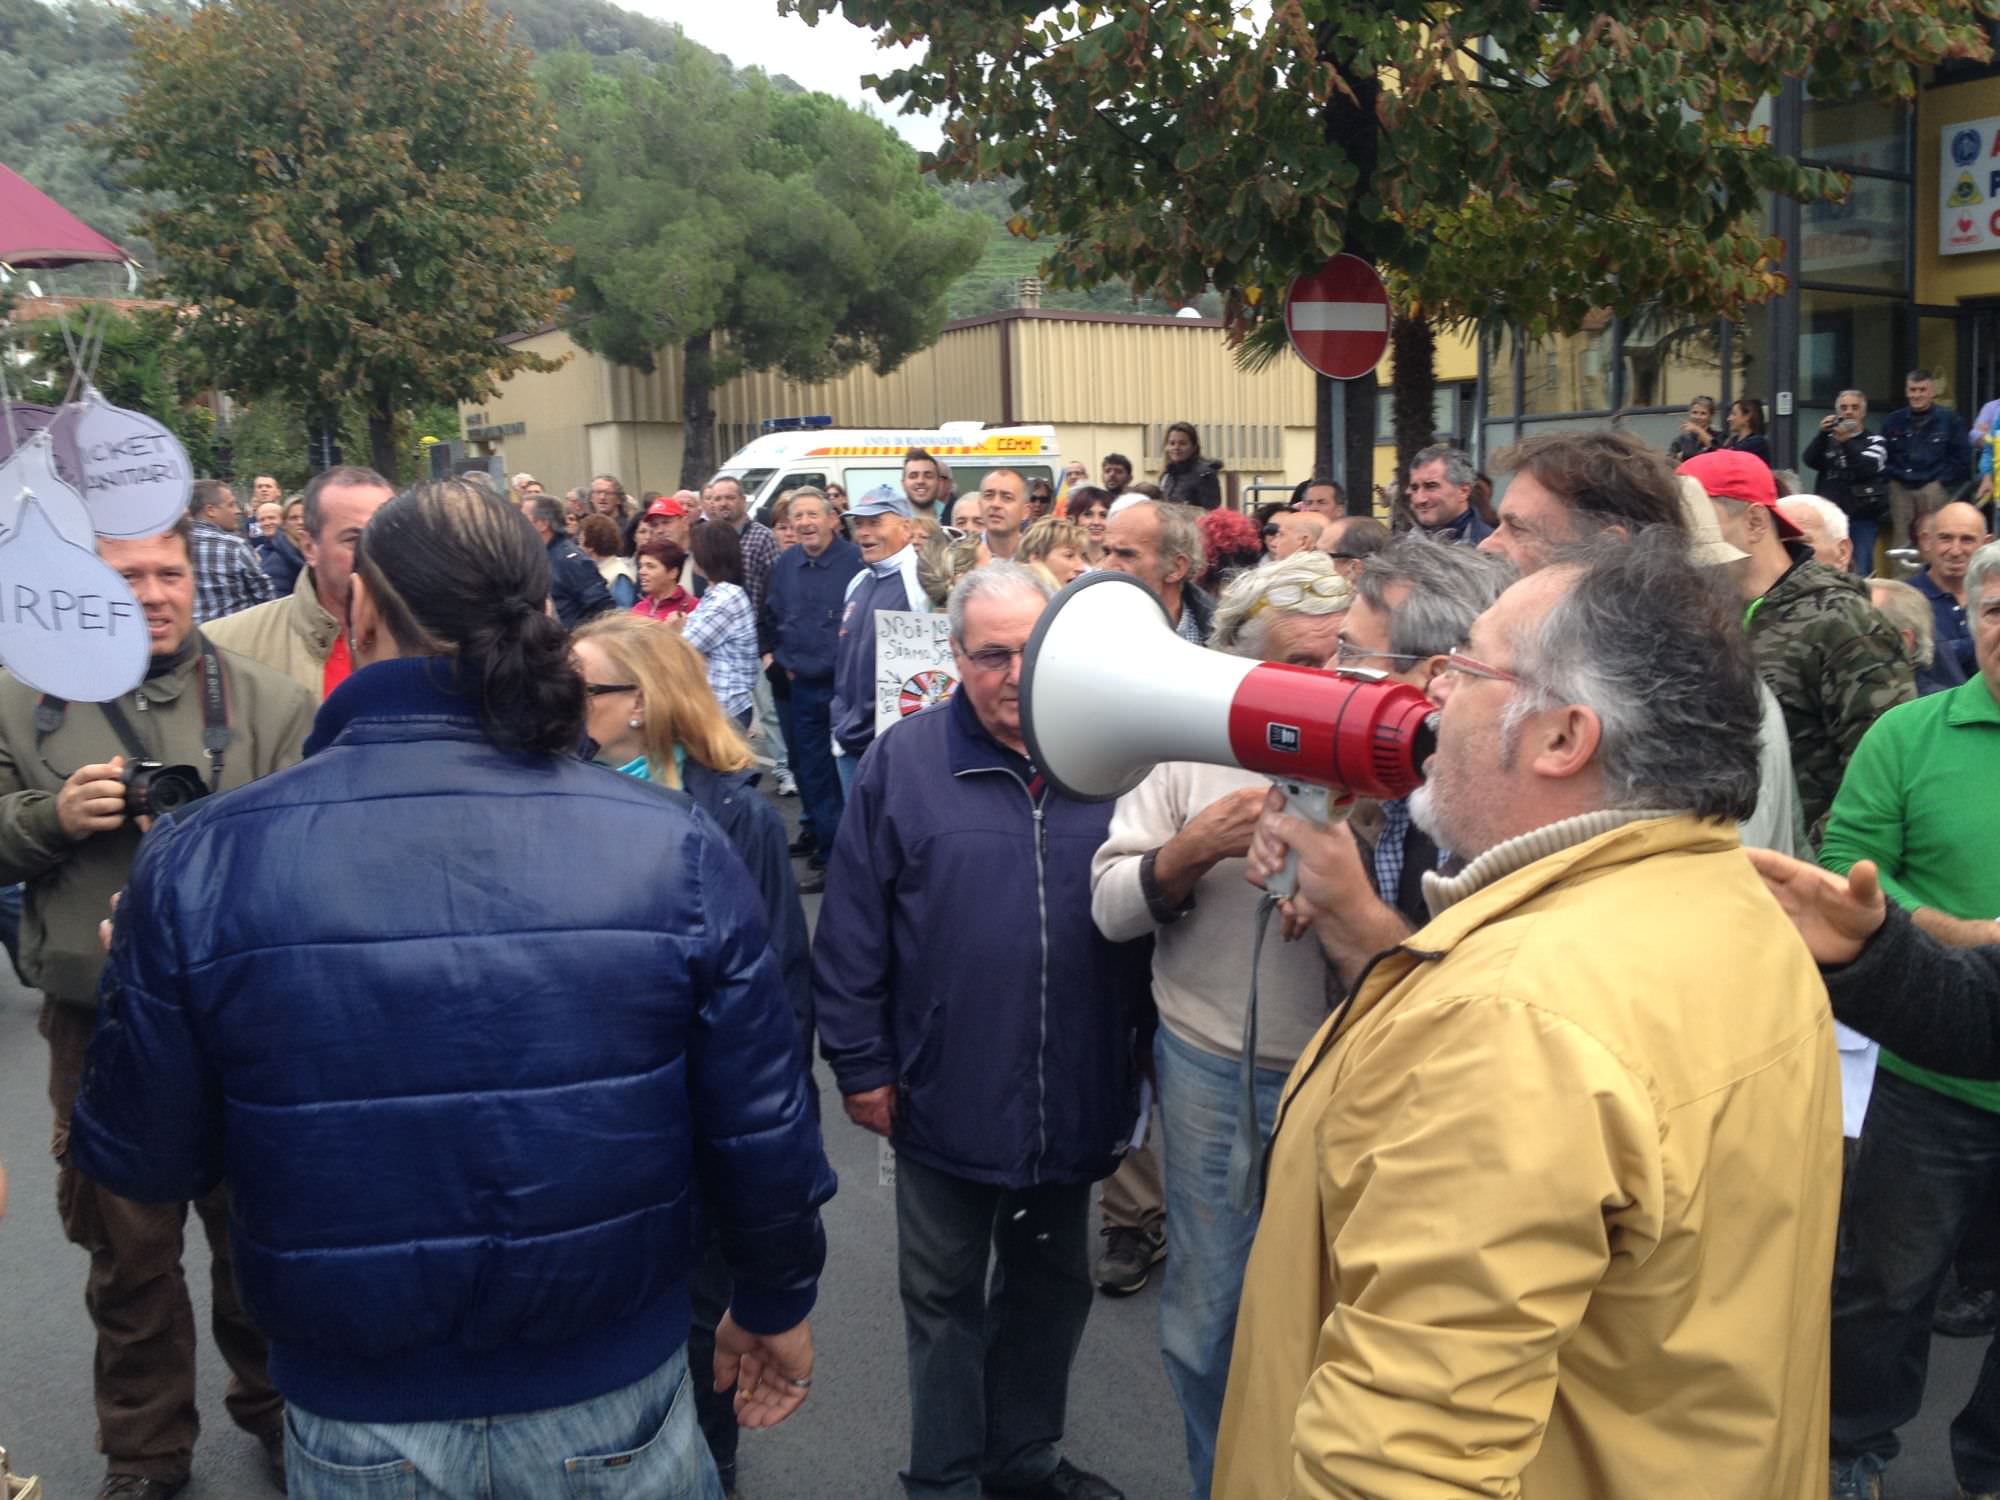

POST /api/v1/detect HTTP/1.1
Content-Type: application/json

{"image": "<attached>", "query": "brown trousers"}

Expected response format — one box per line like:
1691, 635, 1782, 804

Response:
1099, 1125, 1164, 1232
41, 999, 282, 1481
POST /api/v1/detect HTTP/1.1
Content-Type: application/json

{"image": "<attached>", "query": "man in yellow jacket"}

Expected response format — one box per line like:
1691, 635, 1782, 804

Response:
1217, 530, 1842, 1499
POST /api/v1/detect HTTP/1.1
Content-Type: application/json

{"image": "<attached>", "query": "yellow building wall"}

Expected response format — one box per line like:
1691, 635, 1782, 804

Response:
463, 309, 1483, 502
1918, 76, 2000, 308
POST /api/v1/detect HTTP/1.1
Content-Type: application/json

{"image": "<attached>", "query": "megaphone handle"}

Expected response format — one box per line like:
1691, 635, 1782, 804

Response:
1265, 779, 1348, 901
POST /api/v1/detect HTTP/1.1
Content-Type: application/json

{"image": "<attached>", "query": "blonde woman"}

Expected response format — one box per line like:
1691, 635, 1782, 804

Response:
1019, 516, 1091, 585
569, 615, 818, 1489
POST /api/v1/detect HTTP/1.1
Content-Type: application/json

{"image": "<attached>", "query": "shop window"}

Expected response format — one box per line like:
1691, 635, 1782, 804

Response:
1799, 178, 1910, 293
1798, 289, 1911, 410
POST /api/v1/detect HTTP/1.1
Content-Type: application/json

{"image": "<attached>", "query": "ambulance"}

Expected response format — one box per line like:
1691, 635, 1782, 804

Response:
716, 418, 1064, 524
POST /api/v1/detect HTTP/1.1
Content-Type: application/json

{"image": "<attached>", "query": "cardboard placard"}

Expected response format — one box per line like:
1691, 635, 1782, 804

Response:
874, 610, 958, 735
52, 389, 192, 539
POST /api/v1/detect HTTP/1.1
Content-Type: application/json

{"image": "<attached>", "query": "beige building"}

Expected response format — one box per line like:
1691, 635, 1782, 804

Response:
461, 308, 1482, 503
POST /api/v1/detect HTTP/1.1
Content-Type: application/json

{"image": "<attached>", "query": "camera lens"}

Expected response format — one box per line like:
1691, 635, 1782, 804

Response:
122, 761, 210, 819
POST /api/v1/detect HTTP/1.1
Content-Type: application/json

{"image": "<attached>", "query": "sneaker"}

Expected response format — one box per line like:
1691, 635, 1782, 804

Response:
775, 770, 798, 797
1093, 1223, 1165, 1296
1829, 1457, 1881, 1500
1936, 1284, 2000, 1338
796, 866, 825, 896
988, 1458, 1125, 1499
787, 831, 818, 858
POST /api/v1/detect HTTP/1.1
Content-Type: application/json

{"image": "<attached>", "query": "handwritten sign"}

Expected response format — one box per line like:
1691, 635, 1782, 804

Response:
0, 432, 97, 548
874, 609, 959, 735
52, 389, 192, 539
0, 499, 148, 700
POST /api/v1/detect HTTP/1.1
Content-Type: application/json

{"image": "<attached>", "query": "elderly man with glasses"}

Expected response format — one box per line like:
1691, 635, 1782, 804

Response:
1217, 531, 1842, 1500
816, 562, 1149, 1500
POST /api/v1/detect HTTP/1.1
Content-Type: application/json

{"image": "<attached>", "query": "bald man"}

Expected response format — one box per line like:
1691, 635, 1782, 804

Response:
1266, 510, 1325, 561
1913, 499, 1991, 682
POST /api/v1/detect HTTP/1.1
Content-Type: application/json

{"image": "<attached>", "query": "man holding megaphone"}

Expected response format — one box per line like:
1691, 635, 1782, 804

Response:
1210, 534, 1842, 1499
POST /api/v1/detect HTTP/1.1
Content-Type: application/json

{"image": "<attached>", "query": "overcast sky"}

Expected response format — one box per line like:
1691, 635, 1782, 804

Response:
619, 0, 944, 151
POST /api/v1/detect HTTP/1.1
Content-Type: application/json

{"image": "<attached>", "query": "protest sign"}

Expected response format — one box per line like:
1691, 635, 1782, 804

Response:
874, 609, 959, 735
51, 389, 192, 538
0, 498, 149, 700
0, 432, 96, 548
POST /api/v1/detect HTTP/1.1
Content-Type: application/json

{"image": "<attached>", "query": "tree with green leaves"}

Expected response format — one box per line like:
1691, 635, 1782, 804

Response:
784, 0, 1996, 497
547, 45, 988, 487
95, 0, 573, 482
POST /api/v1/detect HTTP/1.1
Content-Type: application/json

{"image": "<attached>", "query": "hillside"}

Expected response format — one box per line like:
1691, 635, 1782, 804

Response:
0, 0, 1211, 321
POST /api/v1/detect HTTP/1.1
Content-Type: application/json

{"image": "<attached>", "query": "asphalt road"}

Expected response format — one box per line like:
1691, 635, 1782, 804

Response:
0, 784, 1988, 1498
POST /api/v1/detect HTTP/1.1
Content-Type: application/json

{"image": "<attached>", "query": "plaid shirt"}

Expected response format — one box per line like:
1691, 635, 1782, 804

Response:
1369, 796, 1451, 909
191, 520, 277, 624
681, 580, 759, 717
735, 521, 780, 619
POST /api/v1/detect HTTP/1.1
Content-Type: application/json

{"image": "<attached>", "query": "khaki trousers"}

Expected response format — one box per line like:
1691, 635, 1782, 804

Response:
1890, 479, 1950, 552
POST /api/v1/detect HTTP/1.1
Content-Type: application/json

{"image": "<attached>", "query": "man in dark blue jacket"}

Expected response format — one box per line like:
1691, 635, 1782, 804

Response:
766, 487, 860, 889
831, 485, 922, 795
69, 478, 834, 1496
522, 492, 613, 628
1883, 368, 1972, 552
815, 562, 1149, 1500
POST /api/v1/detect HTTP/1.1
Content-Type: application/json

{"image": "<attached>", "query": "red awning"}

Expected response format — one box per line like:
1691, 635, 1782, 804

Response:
0, 164, 130, 269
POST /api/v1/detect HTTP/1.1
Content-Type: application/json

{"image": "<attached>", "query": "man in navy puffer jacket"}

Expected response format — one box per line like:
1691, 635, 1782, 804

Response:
816, 562, 1151, 1500
69, 480, 835, 1498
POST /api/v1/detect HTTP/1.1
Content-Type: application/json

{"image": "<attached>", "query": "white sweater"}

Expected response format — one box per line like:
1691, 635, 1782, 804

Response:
1091, 761, 1334, 1072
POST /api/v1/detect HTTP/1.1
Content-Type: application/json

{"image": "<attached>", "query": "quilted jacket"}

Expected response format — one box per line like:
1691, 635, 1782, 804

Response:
69, 657, 836, 1423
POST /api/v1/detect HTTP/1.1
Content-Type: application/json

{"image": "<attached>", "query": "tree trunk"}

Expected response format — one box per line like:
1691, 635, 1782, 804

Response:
680, 330, 716, 490
1343, 371, 1377, 517
1391, 309, 1437, 483
367, 395, 398, 486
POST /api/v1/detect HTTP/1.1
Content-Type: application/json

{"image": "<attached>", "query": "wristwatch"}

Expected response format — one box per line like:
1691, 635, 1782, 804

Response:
1139, 845, 1196, 926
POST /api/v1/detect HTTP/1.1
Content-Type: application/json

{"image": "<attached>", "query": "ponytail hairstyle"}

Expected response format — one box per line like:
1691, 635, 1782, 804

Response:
351, 478, 585, 756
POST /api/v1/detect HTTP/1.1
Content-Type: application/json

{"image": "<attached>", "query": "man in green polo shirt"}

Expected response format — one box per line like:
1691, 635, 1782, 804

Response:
1819, 538, 2000, 1500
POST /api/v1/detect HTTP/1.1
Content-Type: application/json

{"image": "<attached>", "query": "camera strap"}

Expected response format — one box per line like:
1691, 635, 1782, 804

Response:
34, 636, 232, 794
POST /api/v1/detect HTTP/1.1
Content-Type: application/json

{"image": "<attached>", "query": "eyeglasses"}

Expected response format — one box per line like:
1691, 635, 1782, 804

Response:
1324, 551, 1364, 562
1438, 651, 1523, 686
1244, 574, 1349, 620
582, 682, 638, 697
827, 487, 846, 497
1334, 638, 1427, 666
959, 645, 1025, 673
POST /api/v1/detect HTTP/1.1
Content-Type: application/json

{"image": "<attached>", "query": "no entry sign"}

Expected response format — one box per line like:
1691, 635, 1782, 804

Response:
1284, 255, 1390, 380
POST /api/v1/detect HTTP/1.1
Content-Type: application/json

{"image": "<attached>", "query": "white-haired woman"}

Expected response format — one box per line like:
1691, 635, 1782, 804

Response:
1086, 548, 1353, 1494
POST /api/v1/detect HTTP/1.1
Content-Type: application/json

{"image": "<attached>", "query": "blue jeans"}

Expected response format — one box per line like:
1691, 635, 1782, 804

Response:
1849, 514, 1882, 576
1154, 1024, 1289, 1500
790, 676, 844, 855
1831, 1069, 2000, 1489
284, 1346, 723, 1500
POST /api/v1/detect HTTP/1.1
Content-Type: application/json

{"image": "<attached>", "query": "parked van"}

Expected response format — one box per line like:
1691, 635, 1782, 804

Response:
716, 419, 1063, 523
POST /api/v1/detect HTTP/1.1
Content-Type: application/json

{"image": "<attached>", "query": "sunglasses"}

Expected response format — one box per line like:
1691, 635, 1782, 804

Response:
583, 682, 637, 697
1261, 523, 1282, 537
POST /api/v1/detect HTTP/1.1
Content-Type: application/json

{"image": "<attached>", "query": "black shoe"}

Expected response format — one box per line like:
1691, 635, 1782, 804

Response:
796, 866, 826, 895
1937, 1284, 2000, 1338
262, 1428, 288, 1492
988, 1459, 1125, 1499
1093, 1222, 1166, 1296
99, 1476, 190, 1500
787, 832, 818, 858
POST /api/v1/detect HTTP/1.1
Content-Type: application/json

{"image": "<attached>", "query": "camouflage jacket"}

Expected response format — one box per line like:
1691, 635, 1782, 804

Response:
1748, 546, 1915, 843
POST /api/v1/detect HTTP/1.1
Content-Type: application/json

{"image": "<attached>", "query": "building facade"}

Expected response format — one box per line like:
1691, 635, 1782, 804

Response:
460, 309, 1479, 503
1481, 60, 2000, 478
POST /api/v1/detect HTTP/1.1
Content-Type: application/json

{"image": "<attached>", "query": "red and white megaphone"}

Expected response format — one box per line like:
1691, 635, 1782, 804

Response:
1020, 573, 1438, 895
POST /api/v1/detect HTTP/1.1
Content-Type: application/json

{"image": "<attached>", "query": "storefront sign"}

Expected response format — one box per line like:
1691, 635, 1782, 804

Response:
1941, 116, 2000, 256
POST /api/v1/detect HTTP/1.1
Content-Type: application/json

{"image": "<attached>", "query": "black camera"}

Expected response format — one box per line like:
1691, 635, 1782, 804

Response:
122, 760, 209, 818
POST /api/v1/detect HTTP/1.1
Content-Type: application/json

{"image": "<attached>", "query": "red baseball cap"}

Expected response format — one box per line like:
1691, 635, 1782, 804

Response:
645, 496, 688, 519
1676, 450, 1802, 541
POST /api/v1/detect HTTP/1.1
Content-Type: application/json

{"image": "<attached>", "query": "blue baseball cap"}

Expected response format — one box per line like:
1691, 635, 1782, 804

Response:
849, 484, 914, 519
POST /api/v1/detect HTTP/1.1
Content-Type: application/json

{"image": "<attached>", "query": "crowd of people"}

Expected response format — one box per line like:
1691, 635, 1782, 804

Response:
5, 397, 2000, 1500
